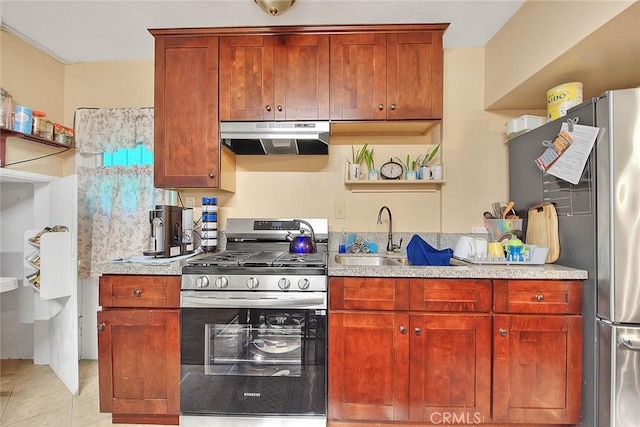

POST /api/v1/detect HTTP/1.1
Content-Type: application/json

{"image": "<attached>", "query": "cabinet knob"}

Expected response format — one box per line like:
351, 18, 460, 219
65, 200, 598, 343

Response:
277, 105, 283, 112
133, 289, 142, 297
390, 103, 397, 111
97, 323, 105, 331
208, 172, 215, 179
414, 327, 422, 336
399, 326, 406, 334
535, 294, 545, 302
378, 104, 384, 111
266, 105, 272, 112
499, 328, 507, 337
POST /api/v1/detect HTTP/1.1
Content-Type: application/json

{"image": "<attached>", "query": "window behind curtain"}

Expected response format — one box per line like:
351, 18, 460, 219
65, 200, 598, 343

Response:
102, 145, 153, 167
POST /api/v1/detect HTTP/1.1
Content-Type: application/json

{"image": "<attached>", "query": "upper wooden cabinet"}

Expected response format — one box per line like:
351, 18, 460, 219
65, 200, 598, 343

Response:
330, 31, 444, 121
219, 34, 330, 121
152, 35, 235, 190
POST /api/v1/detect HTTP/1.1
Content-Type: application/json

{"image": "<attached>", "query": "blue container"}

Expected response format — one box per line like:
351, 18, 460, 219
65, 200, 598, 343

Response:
13, 105, 32, 134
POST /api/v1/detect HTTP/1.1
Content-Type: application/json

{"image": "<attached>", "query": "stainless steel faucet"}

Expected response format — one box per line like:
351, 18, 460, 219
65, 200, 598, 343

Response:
377, 206, 402, 253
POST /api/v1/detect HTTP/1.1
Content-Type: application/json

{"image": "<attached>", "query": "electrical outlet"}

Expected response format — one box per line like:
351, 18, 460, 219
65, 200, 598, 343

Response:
472, 227, 489, 234
186, 197, 195, 208
335, 202, 345, 219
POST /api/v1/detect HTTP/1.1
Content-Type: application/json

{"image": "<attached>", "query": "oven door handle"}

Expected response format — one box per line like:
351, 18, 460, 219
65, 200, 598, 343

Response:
180, 292, 327, 309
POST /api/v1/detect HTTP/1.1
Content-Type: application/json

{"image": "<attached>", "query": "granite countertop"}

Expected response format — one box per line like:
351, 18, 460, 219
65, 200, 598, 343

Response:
94, 259, 186, 276
328, 252, 588, 280
94, 248, 588, 281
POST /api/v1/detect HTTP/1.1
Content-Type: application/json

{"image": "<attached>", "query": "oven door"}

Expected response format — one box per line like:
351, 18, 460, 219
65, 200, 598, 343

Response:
180, 304, 326, 416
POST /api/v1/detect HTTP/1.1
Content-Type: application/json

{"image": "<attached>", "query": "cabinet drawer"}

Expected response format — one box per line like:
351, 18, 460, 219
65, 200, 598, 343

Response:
99, 275, 181, 308
409, 279, 491, 312
493, 280, 582, 314
330, 277, 409, 311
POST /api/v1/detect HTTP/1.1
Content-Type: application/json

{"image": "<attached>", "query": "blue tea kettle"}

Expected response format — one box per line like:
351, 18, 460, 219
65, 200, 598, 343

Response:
288, 219, 317, 254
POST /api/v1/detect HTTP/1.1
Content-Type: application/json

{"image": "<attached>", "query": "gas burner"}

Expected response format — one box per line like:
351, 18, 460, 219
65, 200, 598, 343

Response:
187, 251, 259, 266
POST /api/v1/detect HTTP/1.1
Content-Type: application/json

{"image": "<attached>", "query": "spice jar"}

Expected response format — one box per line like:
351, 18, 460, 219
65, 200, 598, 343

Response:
0, 88, 14, 128
32, 110, 46, 136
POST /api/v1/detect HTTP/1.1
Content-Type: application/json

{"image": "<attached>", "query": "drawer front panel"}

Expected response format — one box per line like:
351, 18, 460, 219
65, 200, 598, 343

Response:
99, 275, 181, 308
330, 277, 409, 311
409, 279, 491, 312
493, 280, 582, 314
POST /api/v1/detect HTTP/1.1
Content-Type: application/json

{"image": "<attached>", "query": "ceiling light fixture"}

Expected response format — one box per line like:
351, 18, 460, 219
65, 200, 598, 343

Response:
254, 0, 296, 16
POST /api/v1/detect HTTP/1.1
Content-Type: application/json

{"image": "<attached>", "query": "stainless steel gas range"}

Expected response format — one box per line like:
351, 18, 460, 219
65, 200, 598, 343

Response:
180, 218, 328, 418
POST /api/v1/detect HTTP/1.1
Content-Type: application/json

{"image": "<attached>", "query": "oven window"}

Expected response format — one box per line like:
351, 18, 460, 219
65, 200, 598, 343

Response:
205, 311, 306, 377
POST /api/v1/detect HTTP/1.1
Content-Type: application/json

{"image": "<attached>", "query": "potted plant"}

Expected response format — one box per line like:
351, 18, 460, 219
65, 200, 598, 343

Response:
348, 143, 369, 180
395, 154, 423, 180
362, 146, 379, 180
419, 144, 440, 179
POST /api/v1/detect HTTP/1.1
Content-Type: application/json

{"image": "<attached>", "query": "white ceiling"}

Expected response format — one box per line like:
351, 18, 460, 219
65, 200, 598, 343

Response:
0, 0, 525, 64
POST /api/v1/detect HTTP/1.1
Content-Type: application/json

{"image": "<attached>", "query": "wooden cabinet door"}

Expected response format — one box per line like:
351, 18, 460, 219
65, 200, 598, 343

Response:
219, 36, 275, 121
98, 309, 180, 423
154, 36, 220, 188
493, 314, 582, 424
274, 35, 329, 120
220, 35, 329, 121
328, 312, 409, 422
386, 31, 443, 120
329, 33, 387, 120
409, 314, 491, 423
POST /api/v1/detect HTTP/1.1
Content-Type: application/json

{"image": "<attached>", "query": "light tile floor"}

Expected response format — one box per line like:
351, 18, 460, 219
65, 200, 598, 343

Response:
0, 359, 326, 427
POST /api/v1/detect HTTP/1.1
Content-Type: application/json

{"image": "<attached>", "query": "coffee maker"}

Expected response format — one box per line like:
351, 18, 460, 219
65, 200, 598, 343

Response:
143, 205, 194, 258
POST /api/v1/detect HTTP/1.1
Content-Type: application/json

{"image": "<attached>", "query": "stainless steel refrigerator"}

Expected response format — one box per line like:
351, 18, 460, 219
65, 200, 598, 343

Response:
508, 88, 640, 427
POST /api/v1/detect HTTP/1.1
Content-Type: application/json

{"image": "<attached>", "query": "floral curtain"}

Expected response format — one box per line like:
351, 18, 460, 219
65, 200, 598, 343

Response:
75, 108, 164, 278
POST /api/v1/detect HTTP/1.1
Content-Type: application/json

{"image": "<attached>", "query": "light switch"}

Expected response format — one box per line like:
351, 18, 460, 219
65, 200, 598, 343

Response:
335, 202, 345, 219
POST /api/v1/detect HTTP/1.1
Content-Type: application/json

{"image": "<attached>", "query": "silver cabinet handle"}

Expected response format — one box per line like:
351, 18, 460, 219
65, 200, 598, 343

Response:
499, 328, 507, 337
535, 294, 544, 302
400, 326, 406, 334
378, 104, 384, 111
277, 105, 283, 112
133, 289, 142, 297
620, 334, 640, 350
97, 323, 105, 331
208, 172, 215, 179
265, 105, 272, 112
414, 327, 422, 336
390, 103, 397, 110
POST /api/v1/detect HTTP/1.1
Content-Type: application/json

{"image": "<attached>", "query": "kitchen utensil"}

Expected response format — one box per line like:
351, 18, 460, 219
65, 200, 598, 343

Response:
502, 201, 515, 219
525, 202, 559, 262
483, 211, 495, 219
289, 219, 317, 254
492, 202, 503, 219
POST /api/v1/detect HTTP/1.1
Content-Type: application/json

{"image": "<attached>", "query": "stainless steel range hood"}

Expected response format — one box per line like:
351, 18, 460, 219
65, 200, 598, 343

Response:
220, 121, 330, 155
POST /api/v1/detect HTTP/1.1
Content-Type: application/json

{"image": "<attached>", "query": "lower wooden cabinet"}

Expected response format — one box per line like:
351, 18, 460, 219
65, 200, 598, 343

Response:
328, 277, 583, 427
492, 280, 583, 425
98, 275, 180, 425
329, 278, 492, 425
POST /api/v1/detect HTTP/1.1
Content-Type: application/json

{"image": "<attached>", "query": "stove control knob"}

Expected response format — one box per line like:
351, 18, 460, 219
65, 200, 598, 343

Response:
278, 278, 291, 290
196, 276, 210, 288
246, 277, 260, 289
298, 278, 311, 290
214, 276, 228, 289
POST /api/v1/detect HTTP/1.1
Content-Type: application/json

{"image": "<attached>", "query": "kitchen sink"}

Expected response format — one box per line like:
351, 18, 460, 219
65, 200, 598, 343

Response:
334, 254, 406, 266
334, 254, 463, 267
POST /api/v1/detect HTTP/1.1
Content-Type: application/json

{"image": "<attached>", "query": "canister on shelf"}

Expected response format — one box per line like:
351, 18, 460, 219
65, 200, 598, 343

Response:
13, 105, 32, 134
0, 87, 14, 128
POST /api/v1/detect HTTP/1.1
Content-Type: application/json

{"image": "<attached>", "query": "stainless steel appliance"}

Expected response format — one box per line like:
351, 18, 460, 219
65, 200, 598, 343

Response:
180, 218, 328, 419
508, 88, 640, 427
220, 121, 330, 155
143, 205, 194, 258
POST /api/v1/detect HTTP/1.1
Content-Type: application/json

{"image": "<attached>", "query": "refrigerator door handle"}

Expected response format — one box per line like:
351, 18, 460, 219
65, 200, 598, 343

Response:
619, 334, 640, 351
